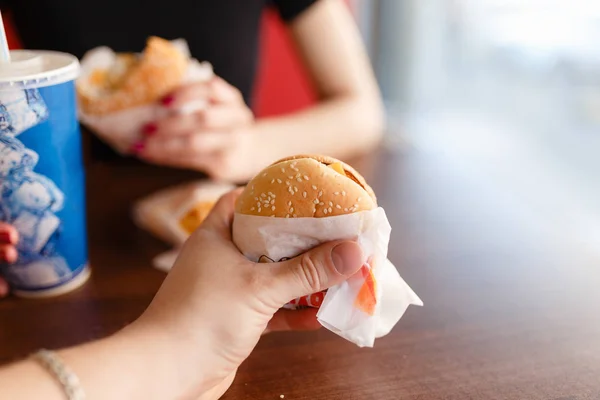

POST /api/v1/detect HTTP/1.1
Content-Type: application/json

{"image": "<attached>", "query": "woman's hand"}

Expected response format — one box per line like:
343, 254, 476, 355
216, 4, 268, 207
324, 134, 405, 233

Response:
0, 222, 19, 298
133, 77, 265, 182
133, 189, 364, 399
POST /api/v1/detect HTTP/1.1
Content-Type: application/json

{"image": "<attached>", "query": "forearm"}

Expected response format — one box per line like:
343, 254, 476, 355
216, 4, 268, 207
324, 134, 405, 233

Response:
0, 327, 189, 400
253, 94, 385, 162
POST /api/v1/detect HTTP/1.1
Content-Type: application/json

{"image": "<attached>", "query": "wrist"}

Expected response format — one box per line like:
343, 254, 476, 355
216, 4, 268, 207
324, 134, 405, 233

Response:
118, 320, 212, 399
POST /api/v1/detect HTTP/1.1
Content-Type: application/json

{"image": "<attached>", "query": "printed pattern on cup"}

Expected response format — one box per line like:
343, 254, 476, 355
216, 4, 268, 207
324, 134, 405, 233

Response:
0, 89, 49, 136
0, 90, 71, 288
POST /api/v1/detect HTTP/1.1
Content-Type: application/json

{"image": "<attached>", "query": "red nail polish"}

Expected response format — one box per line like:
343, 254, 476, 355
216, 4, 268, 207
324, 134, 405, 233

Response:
161, 95, 175, 106
142, 122, 157, 136
130, 141, 145, 154
0, 231, 11, 243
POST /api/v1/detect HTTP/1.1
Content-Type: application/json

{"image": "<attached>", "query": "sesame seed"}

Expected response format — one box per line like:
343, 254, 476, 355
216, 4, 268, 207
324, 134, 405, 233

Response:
318, 191, 323, 197
277, 179, 282, 184
329, 201, 333, 207
312, 185, 318, 190
271, 179, 275, 184
256, 202, 261, 207
323, 209, 328, 214
344, 208, 349, 212
296, 173, 301, 178
319, 202, 324, 206
251, 207, 255, 211
271, 200, 275, 205
313, 199, 319, 204
290, 207, 294, 213
271, 193, 276, 198
342, 191, 346, 196
254, 197, 259, 201
294, 187, 298, 192
281, 168, 285, 173
303, 191, 307, 198
261, 193, 266, 198
272, 206, 276, 211
334, 192, 340, 195
288, 201, 292, 206
336, 205, 342, 209
328, 207, 332, 213
263, 173, 267, 177
286, 214, 290, 218
258, 207, 262, 212
304, 175, 310, 180
286, 181, 291, 186
288, 187, 294, 195
354, 204, 359, 208
358, 197, 362, 202
271, 215, 275, 217
297, 178, 303, 182
268, 192, 274, 196
288, 176, 294, 180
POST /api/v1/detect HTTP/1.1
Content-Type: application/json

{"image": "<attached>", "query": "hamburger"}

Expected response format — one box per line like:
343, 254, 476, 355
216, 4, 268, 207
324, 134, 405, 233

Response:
235, 155, 377, 218
235, 155, 378, 313
77, 36, 187, 115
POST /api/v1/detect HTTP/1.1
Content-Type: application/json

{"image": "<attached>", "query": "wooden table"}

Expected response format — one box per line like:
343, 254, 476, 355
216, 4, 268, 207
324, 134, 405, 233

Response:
1, 145, 600, 400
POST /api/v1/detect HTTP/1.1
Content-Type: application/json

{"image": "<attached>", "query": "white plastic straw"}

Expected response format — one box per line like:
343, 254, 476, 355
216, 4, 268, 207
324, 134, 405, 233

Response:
0, 11, 11, 63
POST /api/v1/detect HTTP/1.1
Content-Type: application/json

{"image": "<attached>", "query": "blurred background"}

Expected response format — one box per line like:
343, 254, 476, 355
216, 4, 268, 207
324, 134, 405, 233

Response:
352, 0, 600, 254
5, 0, 600, 252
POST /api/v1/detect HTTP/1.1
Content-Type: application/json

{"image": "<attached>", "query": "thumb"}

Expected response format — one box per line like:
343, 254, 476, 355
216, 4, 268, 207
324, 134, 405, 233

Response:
270, 241, 364, 305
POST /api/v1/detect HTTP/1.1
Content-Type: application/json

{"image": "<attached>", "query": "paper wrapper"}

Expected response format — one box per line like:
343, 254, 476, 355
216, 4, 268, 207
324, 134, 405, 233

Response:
78, 39, 213, 153
133, 180, 234, 246
232, 208, 423, 347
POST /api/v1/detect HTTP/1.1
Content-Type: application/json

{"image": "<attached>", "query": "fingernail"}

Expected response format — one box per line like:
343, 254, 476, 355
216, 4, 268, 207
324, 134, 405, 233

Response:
142, 122, 157, 136
331, 242, 363, 275
130, 141, 145, 154
0, 231, 12, 244
161, 95, 175, 106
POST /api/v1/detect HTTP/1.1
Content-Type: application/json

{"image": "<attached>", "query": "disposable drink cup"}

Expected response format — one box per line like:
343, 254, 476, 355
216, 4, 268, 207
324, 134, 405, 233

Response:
0, 49, 90, 297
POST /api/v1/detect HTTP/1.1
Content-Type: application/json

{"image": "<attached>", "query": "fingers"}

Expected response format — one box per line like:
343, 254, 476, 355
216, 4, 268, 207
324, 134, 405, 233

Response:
208, 77, 244, 104
264, 308, 321, 334
199, 188, 244, 240
0, 244, 18, 263
163, 77, 243, 110
268, 241, 364, 305
147, 105, 253, 138
141, 132, 234, 164
0, 276, 9, 298
0, 223, 18, 245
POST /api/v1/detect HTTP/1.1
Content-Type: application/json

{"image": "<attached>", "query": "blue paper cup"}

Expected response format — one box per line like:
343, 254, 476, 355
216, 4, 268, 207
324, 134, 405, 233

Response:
0, 50, 89, 297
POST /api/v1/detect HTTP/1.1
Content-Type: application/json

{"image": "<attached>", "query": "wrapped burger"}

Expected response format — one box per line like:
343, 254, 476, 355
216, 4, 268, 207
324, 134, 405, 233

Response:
77, 37, 213, 153
233, 155, 422, 347
133, 181, 234, 271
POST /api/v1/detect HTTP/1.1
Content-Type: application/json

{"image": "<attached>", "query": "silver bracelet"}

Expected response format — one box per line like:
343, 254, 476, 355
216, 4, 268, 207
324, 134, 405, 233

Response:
31, 349, 86, 400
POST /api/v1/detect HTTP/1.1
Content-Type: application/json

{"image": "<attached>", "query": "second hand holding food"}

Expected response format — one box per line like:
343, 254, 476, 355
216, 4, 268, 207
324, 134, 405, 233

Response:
134, 76, 260, 182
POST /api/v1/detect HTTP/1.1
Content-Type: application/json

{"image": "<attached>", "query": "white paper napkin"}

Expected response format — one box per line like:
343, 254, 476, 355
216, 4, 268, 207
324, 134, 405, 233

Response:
232, 208, 423, 347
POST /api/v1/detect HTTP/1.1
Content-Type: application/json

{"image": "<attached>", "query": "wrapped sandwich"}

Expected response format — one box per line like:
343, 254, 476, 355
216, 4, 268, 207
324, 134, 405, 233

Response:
133, 181, 234, 271
233, 155, 422, 347
77, 37, 213, 153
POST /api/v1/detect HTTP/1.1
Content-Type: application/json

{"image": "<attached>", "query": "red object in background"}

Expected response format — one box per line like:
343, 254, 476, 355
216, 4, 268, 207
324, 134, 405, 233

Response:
252, 9, 317, 117
3, 10, 317, 117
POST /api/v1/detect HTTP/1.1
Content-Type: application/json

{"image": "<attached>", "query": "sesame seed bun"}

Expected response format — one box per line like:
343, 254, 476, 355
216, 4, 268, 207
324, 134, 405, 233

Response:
77, 37, 187, 115
236, 155, 376, 218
